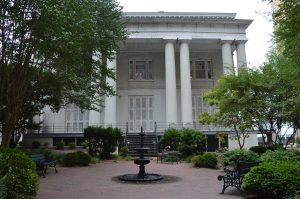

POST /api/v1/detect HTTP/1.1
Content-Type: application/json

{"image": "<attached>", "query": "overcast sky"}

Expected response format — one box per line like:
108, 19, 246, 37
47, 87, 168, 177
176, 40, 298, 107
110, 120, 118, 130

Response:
117, 0, 274, 67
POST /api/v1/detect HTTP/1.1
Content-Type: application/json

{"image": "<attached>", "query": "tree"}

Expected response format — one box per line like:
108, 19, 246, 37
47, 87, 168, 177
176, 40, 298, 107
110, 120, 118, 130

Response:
199, 70, 253, 149
272, 0, 300, 66
0, 0, 127, 148
199, 62, 299, 147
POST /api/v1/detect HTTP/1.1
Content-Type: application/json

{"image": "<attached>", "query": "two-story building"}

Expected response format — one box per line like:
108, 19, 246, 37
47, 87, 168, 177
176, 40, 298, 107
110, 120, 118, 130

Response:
26, 12, 258, 151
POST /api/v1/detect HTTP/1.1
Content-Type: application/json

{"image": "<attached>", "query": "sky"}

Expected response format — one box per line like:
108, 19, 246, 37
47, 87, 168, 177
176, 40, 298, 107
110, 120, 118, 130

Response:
117, 0, 274, 68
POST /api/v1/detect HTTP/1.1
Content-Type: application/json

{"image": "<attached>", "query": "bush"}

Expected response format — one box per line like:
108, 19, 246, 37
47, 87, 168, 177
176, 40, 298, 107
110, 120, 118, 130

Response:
63, 151, 91, 166
31, 141, 41, 149
242, 161, 300, 199
76, 151, 91, 166
261, 149, 300, 162
159, 128, 182, 151
63, 152, 79, 167
0, 148, 39, 199
84, 127, 122, 159
221, 149, 260, 167
249, 145, 267, 155
191, 152, 217, 169
178, 129, 206, 156
81, 142, 88, 149
56, 140, 65, 150
68, 142, 76, 150
119, 146, 129, 157
266, 144, 284, 151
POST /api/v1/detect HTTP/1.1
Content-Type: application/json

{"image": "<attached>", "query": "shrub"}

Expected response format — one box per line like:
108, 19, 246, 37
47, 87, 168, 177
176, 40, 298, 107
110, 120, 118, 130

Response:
191, 152, 217, 169
249, 145, 267, 155
221, 149, 259, 167
68, 142, 76, 150
63, 152, 79, 167
0, 148, 39, 199
81, 142, 88, 149
56, 140, 65, 150
178, 129, 206, 156
261, 149, 300, 162
266, 144, 284, 151
31, 141, 41, 149
242, 161, 300, 199
76, 151, 91, 166
119, 146, 129, 157
84, 126, 122, 159
159, 128, 182, 151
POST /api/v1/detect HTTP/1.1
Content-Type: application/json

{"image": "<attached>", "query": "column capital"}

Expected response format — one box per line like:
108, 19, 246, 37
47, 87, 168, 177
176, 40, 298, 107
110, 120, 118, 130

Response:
234, 40, 248, 45
179, 39, 192, 44
163, 39, 176, 44
220, 40, 233, 45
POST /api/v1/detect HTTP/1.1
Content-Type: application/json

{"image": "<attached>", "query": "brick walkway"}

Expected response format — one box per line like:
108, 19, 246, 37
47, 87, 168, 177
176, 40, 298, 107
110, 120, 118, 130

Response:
37, 160, 243, 199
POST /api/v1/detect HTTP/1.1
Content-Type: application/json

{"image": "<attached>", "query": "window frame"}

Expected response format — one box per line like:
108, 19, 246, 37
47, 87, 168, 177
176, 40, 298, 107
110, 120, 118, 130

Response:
190, 59, 213, 80
128, 59, 153, 81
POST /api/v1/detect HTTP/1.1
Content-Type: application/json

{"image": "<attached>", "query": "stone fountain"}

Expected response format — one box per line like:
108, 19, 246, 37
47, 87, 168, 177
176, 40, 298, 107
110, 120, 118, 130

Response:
118, 127, 163, 182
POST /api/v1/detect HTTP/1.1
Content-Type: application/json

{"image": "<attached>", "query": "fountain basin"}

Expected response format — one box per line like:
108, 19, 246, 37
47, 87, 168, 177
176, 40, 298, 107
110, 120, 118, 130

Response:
118, 173, 163, 182
134, 158, 151, 165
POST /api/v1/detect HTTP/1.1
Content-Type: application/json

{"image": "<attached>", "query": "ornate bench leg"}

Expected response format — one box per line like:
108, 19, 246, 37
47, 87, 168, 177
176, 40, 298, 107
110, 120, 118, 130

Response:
42, 166, 47, 178
54, 164, 58, 173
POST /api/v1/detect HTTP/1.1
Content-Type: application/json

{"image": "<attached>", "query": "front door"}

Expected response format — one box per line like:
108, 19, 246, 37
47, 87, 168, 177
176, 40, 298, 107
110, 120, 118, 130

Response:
128, 96, 154, 132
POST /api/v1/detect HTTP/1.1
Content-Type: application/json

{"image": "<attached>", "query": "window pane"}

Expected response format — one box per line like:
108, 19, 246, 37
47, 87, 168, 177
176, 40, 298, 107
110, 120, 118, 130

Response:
195, 61, 206, 78
208, 61, 212, 78
142, 98, 146, 108
136, 98, 140, 108
148, 61, 153, 79
135, 61, 146, 80
149, 110, 153, 120
129, 61, 134, 79
136, 110, 141, 120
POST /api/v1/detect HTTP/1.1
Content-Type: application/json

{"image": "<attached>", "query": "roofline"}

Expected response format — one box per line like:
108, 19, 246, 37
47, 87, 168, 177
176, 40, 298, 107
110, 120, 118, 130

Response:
124, 12, 237, 19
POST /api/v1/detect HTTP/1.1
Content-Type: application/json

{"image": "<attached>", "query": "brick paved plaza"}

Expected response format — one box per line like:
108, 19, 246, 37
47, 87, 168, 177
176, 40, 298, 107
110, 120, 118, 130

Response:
37, 160, 243, 199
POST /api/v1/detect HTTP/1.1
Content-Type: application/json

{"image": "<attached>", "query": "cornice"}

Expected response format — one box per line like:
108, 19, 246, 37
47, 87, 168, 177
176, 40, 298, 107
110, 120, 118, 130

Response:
123, 12, 252, 28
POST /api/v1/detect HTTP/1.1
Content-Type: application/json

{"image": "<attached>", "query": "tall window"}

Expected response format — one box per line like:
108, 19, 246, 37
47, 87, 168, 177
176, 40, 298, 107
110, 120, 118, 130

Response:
128, 96, 154, 132
192, 94, 214, 122
66, 104, 89, 133
190, 59, 212, 79
129, 59, 153, 80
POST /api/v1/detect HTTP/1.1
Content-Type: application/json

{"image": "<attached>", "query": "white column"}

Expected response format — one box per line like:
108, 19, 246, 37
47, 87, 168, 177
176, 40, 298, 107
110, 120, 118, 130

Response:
221, 41, 234, 75
179, 41, 193, 126
89, 109, 100, 126
104, 58, 117, 127
236, 41, 247, 69
165, 41, 178, 125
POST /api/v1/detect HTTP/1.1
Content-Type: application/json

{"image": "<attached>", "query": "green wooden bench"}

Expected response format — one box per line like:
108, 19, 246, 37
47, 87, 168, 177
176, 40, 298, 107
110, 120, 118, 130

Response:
31, 154, 58, 178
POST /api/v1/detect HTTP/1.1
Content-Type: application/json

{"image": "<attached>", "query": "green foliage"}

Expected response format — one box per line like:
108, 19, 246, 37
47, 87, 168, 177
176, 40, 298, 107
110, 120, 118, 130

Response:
63, 152, 79, 167
81, 142, 88, 149
242, 161, 300, 199
159, 128, 206, 157
221, 149, 260, 167
296, 137, 300, 145
84, 127, 122, 159
42, 150, 65, 164
249, 146, 267, 155
0, 148, 39, 199
76, 151, 92, 166
0, 0, 128, 148
191, 153, 217, 169
159, 128, 182, 151
273, 0, 300, 66
31, 141, 41, 149
0, 175, 7, 198
56, 140, 65, 150
260, 150, 300, 163
68, 142, 76, 150
119, 146, 129, 157
179, 129, 206, 156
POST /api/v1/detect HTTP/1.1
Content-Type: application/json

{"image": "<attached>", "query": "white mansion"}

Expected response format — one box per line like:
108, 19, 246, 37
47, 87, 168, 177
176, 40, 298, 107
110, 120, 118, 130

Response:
30, 12, 258, 150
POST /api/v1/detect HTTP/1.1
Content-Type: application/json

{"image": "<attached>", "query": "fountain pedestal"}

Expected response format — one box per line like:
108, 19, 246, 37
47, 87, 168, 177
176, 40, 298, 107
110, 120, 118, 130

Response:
118, 128, 163, 182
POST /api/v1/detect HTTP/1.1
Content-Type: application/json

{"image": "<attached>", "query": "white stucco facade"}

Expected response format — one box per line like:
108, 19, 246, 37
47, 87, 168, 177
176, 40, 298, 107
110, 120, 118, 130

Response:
40, 12, 258, 150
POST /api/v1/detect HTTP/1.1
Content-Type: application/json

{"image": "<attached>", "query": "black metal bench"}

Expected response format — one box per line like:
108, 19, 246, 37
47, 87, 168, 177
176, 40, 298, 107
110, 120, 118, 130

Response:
217, 160, 261, 196
31, 154, 58, 178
